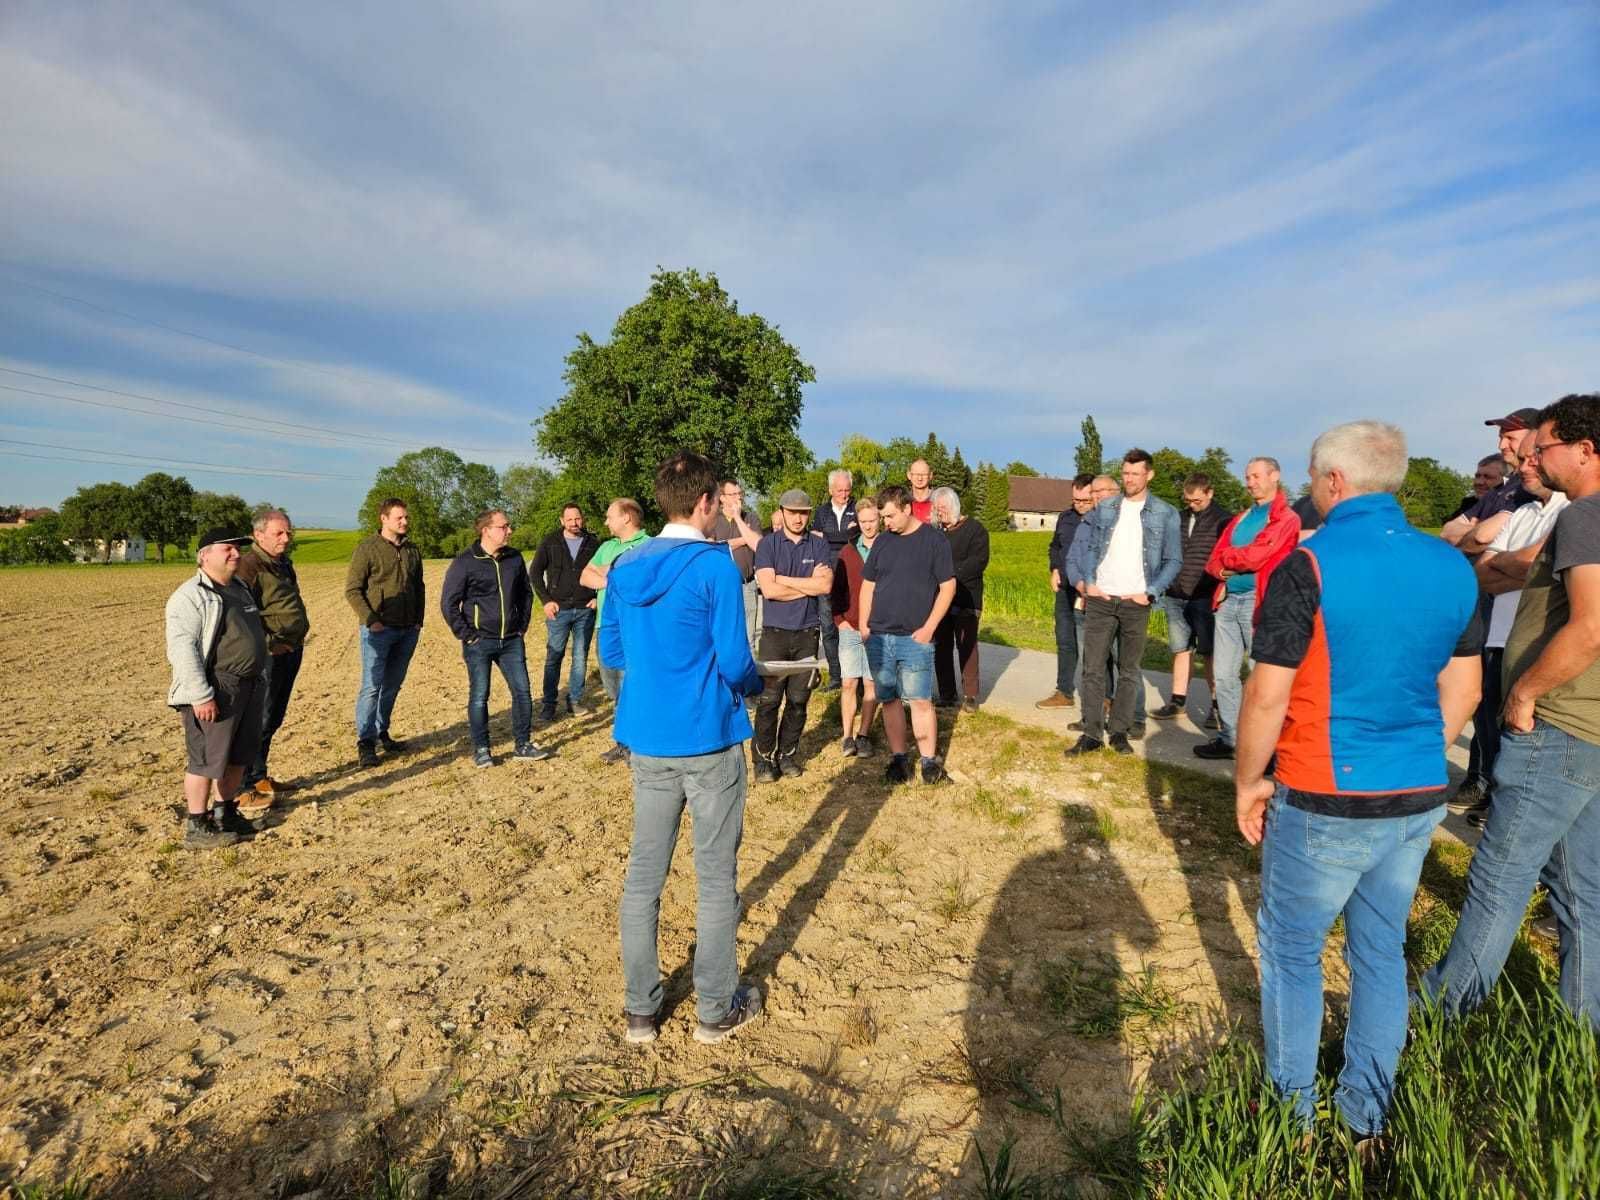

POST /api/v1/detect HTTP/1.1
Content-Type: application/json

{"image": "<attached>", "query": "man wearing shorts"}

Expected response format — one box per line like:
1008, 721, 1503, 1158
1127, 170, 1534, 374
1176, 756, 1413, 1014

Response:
859, 484, 956, 784
1153, 474, 1231, 727
165, 527, 272, 849
830, 497, 882, 757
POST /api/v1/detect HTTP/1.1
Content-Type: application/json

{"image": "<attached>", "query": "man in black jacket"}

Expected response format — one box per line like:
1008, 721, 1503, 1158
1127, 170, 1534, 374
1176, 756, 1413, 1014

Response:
529, 503, 600, 721
1152, 474, 1231, 725
1037, 474, 1096, 708
442, 510, 552, 766
811, 469, 859, 690
934, 487, 990, 711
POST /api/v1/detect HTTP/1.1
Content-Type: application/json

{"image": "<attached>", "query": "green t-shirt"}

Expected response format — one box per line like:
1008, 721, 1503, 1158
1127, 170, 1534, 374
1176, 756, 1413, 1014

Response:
592, 530, 652, 621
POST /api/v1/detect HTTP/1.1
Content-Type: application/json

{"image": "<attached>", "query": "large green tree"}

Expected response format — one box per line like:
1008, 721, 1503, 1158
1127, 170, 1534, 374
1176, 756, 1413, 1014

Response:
1075, 416, 1104, 476
59, 482, 135, 562
537, 268, 814, 520
976, 464, 1011, 532
132, 472, 195, 562
0, 512, 73, 565
191, 491, 255, 543
357, 447, 502, 557
1398, 457, 1472, 528
838, 434, 888, 491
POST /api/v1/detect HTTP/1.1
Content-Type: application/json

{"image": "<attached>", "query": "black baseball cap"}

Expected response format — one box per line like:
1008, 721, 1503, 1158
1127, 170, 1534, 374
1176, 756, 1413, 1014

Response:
197, 528, 251, 551
1485, 407, 1541, 431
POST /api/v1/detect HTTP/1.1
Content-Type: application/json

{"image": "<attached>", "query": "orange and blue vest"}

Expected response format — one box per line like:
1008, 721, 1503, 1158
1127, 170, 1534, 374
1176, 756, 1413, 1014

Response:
1277, 493, 1478, 796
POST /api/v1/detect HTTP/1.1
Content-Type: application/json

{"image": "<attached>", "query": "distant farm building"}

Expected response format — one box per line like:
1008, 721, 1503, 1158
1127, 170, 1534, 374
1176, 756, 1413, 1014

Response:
1006, 476, 1077, 531
68, 536, 147, 563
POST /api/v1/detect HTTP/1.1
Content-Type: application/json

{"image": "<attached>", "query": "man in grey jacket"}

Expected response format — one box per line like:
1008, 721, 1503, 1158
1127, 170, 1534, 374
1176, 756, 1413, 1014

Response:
165, 528, 271, 849
1065, 449, 1182, 755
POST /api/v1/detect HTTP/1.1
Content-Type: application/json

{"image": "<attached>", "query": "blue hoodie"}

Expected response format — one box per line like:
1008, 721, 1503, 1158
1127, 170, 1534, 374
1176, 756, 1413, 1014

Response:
600, 536, 765, 757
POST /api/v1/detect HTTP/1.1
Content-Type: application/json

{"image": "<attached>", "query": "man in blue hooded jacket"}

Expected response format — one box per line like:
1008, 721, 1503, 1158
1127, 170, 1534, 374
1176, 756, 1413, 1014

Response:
600, 450, 767, 1047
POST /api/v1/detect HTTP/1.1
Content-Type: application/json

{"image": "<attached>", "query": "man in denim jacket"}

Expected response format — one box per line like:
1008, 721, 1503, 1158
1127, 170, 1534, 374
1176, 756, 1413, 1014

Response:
1065, 448, 1181, 755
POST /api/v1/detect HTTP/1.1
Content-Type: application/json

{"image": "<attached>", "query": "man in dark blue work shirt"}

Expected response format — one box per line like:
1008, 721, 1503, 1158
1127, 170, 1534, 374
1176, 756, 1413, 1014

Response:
752, 489, 833, 782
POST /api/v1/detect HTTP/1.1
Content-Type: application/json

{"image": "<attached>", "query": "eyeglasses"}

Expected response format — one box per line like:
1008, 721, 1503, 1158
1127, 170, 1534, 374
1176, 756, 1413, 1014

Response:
488, 523, 512, 531
1531, 440, 1571, 458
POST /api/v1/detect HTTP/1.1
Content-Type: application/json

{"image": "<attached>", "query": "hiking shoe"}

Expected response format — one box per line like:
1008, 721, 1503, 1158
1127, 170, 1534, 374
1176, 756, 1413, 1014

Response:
962, 697, 978, 714
253, 776, 296, 797
474, 747, 494, 769
1107, 733, 1135, 756
1193, 738, 1235, 761
184, 815, 240, 850
357, 739, 379, 769
1449, 780, 1488, 811
625, 1010, 659, 1044
694, 986, 763, 1045
885, 755, 913, 784
840, 737, 858, 758
379, 733, 409, 753
599, 742, 630, 765
513, 742, 553, 762
753, 759, 780, 785
1151, 702, 1183, 720
1036, 690, 1074, 709
854, 735, 875, 758
778, 756, 804, 779
1064, 735, 1104, 757
920, 756, 947, 784
214, 803, 260, 836
1067, 719, 1087, 732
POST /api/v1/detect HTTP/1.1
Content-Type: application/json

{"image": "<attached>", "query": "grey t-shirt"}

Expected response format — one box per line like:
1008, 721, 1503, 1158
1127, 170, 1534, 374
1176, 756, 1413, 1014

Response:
711, 511, 756, 582
1502, 493, 1600, 745
212, 580, 269, 679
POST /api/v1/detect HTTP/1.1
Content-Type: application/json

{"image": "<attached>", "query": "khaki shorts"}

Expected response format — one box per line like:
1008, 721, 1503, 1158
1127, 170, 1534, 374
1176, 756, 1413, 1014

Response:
178, 673, 266, 780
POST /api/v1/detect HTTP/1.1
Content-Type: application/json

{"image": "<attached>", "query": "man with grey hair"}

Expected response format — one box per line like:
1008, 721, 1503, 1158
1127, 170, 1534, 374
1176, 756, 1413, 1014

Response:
235, 508, 309, 813
811, 467, 859, 690
1194, 456, 1301, 760
1238, 419, 1480, 1140
933, 487, 989, 711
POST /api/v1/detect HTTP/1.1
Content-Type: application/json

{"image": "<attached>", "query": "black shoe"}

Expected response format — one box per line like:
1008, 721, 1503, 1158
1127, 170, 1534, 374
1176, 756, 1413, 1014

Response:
1151, 702, 1183, 720
935, 696, 959, 710
625, 1010, 659, 1044
1193, 738, 1234, 761
1107, 733, 1134, 756
753, 759, 780, 784
920, 756, 947, 784
1064, 735, 1104, 757
778, 756, 804, 778
1464, 800, 1491, 829
885, 755, 913, 784
184, 815, 240, 850
1068, 719, 1087, 732
841, 737, 858, 758
513, 742, 553, 762
961, 698, 978, 714
1449, 780, 1488, 811
855, 736, 875, 759
599, 742, 630, 765
379, 733, 408, 753
1130, 721, 1147, 739
694, 986, 763, 1044
357, 739, 379, 769
538, 708, 558, 725
213, 803, 260, 837
822, 679, 843, 693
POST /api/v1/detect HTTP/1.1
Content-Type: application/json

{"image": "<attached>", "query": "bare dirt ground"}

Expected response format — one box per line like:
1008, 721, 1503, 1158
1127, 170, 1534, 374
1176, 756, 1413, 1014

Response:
0, 563, 1277, 1197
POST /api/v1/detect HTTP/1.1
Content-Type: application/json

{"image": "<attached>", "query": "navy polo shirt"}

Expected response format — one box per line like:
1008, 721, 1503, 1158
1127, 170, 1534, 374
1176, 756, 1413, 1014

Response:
754, 530, 827, 630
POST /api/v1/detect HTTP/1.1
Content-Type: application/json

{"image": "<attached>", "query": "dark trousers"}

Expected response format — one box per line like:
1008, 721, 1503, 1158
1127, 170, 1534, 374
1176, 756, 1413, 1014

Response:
753, 626, 818, 762
935, 609, 981, 702
818, 593, 842, 683
1080, 597, 1149, 739
1054, 589, 1079, 697
244, 646, 302, 785
1469, 647, 1504, 794
465, 635, 533, 751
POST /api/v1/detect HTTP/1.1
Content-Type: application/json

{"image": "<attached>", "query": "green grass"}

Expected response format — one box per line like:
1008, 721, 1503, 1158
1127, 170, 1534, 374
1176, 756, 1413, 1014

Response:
289, 528, 364, 562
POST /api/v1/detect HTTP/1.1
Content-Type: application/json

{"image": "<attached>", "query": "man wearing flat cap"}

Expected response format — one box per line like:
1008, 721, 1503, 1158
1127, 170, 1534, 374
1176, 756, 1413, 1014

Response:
750, 488, 832, 781
1442, 407, 1541, 556
165, 528, 272, 849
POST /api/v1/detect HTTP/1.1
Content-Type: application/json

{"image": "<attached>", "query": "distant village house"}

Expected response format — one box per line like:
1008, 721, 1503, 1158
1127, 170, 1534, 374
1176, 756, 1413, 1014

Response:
1005, 475, 1077, 531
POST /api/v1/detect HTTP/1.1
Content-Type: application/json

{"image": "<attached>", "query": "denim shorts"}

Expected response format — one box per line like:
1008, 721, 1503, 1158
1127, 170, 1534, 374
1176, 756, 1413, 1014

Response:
836, 624, 868, 679
866, 632, 934, 702
1161, 595, 1215, 656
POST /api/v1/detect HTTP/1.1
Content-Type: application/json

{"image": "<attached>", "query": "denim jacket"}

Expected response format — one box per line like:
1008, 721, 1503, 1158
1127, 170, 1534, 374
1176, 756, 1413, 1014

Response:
1065, 493, 1182, 599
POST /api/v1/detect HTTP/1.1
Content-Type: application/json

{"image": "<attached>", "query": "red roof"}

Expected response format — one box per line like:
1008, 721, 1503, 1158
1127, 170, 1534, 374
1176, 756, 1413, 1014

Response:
1006, 476, 1076, 513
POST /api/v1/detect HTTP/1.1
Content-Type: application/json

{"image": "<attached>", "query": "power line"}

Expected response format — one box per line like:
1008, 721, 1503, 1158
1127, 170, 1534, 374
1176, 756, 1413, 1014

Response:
0, 448, 348, 484
0, 437, 366, 480
0, 365, 517, 456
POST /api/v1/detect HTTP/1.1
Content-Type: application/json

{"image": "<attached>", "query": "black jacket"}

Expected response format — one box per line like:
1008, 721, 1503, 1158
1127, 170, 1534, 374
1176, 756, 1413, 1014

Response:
530, 529, 600, 609
945, 517, 991, 611
1168, 503, 1233, 600
1048, 508, 1084, 576
441, 544, 532, 641
810, 500, 860, 563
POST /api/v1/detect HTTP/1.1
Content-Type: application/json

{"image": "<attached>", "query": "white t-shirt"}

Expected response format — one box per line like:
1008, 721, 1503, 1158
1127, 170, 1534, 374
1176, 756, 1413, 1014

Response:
1095, 495, 1148, 597
1487, 493, 1568, 649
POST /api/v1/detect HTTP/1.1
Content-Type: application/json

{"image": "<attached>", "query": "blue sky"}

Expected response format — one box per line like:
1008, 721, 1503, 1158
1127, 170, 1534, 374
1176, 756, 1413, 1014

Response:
2, 0, 1596, 527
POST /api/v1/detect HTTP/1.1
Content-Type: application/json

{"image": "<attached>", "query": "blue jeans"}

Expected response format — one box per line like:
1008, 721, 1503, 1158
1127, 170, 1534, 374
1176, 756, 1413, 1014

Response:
464, 635, 532, 752
1421, 720, 1600, 1026
866, 633, 935, 703
1258, 787, 1443, 1134
620, 745, 747, 1024
1054, 589, 1079, 698
1213, 590, 1254, 746
542, 607, 595, 712
355, 624, 420, 741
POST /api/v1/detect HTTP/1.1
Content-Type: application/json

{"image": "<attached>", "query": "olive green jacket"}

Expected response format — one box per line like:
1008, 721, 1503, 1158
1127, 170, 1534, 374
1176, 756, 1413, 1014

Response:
236, 543, 310, 649
345, 533, 425, 628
